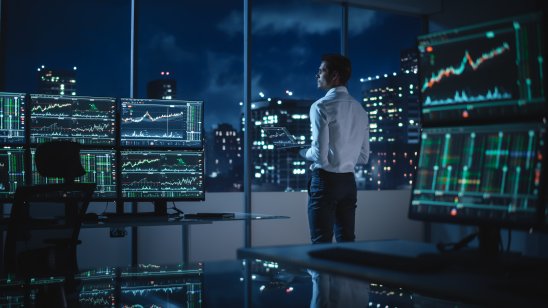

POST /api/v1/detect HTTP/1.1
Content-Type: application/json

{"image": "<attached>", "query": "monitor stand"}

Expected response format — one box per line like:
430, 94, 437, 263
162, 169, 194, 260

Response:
154, 200, 168, 216
477, 226, 501, 257
441, 226, 540, 273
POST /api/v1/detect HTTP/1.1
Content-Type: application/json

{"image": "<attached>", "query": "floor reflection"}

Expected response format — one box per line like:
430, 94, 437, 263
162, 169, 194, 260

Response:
0, 260, 465, 307
1, 264, 202, 307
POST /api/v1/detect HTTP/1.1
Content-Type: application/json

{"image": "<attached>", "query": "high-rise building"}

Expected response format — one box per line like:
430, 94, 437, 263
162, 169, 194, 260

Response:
400, 48, 420, 144
246, 97, 312, 192
400, 48, 418, 74
37, 65, 77, 95
147, 72, 176, 99
206, 123, 243, 191
360, 49, 420, 190
211, 123, 242, 176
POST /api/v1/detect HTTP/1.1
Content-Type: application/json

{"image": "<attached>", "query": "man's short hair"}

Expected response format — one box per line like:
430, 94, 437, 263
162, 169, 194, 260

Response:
321, 54, 352, 85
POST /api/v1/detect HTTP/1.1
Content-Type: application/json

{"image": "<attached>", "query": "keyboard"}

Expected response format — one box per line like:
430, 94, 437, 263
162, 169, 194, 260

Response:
308, 247, 446, 272
184, 212, 235, 219
103, 212, 175, 222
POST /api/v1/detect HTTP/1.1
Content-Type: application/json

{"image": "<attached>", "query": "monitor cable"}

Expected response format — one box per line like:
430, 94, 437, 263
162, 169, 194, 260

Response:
170, 201, 184, 218
506, 228, 512, 252
436, 232, 478, 252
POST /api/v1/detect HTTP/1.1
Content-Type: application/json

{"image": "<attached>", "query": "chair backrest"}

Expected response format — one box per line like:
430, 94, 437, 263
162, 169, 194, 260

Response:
35, 140, 86, 183
4, 182, 96, 277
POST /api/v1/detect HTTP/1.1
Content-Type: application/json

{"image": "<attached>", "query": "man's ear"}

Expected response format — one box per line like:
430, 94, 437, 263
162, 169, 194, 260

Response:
331, 72, 340, 84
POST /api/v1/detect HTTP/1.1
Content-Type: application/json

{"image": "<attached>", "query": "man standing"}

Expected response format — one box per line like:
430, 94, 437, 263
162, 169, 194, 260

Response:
305, 54, 370, 244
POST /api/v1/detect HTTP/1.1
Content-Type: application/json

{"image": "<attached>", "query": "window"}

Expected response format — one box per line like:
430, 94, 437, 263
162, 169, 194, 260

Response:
349, 7, 421, 190
2, 1, 130, 97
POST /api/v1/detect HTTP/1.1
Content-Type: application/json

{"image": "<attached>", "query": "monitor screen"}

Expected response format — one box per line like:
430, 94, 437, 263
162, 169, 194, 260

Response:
120, 150, 204, 200
0, 147, 25, 200
31, 148, 117, 200
418, 13, 545, 125
120, 98, 203, 149
119, 265, 201, 307
29, 94, 116, 146
0, 92, 26, 145
409, 123, 545, 227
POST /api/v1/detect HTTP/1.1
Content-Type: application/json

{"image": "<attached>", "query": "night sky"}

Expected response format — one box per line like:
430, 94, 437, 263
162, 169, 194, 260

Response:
2, 0, 421, 129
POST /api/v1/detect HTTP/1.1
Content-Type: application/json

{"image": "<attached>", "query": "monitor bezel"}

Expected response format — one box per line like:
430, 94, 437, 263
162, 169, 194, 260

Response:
117, 149, 205, 202
417, 12, 546, 128
0, 92, 27, 146
28, 147, 119, 201
119, 98, 204, 150
408, 122, 547, 230
0, 146, 27, 202
28, 94, 117, 146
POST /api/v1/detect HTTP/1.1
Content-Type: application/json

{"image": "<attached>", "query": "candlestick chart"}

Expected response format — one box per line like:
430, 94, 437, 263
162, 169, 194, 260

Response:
418, 13, 544, 124
0, 147, 25, 199
30, 149, 117, 199
121, 150, 204, 199
411, 123, 544, 224
30, 94, 116, 145
120, 98, 203, 149
0, 93, 26, 145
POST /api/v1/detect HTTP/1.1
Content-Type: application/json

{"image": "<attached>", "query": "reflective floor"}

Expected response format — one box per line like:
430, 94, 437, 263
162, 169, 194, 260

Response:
0, 260, 470, 307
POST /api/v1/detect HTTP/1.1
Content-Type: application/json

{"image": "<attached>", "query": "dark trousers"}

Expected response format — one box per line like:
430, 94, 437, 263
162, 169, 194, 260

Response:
307, 169, 357, 244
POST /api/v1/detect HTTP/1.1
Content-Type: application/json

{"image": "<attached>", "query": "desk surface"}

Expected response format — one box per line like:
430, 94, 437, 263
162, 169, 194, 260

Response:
81, 212, 289, 228
237, 239, 548, 306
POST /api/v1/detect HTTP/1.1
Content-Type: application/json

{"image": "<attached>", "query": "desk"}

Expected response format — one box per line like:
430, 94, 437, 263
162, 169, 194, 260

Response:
86, 212, 288, 266
1, 212, 289, 272
237, 239, 548, 306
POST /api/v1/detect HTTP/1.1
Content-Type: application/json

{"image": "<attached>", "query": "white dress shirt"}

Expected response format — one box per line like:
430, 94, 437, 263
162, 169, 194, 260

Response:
305, 86, 369, 173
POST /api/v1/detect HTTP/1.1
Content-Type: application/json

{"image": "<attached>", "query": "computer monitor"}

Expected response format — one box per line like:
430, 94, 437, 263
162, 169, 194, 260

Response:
418, 13, 545, 125
0, 147, 26, 200
30, 148, 117, 200
120, 98, 203, 149
29, 94, 116, 146
409, 123, 545, 254
119, 265, 201, 307
0, 92, 26, 145
120, 150, 204, 201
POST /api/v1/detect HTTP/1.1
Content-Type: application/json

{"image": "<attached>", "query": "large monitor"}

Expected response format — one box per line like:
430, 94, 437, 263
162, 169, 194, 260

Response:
30, 148, 117, 200
409, 123, 545, 229
418, 13, 545, 125
120, 98, 203, 149
0, 92, 26, 145
120, 150, 204, 201
29, 94, 117, 146
0, 147, 26, 200
0, 94, 206, 207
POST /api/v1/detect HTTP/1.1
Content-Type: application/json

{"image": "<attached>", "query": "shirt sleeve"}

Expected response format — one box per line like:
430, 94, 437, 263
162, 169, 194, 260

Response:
357, 116, 370, 165
306, 103, 329, 165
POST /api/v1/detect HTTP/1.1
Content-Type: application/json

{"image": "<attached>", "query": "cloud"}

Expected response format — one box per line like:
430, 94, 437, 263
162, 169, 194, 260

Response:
218, 4, 377, 37
348, 9, 377, 36
147, 32, 195, 63
217, 11, 242, 37
198, 51, 264, 129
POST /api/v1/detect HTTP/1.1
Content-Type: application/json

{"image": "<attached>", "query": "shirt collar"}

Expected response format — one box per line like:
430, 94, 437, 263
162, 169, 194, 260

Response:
326, 86, 348, 96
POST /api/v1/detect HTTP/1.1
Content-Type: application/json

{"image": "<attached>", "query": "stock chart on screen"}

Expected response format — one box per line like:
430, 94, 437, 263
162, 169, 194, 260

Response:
418, 13, 545, 125
30, 149, 117, 199
0, 93, 26, 145
121, 150, 204, 200
29, 94, 116, 145
120, 98, 203, 149
0, 147, 25, 199
409, 123, 545, 226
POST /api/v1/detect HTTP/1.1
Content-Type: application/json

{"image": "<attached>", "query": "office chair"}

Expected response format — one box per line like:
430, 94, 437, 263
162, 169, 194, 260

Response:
3, 140, 96, 307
